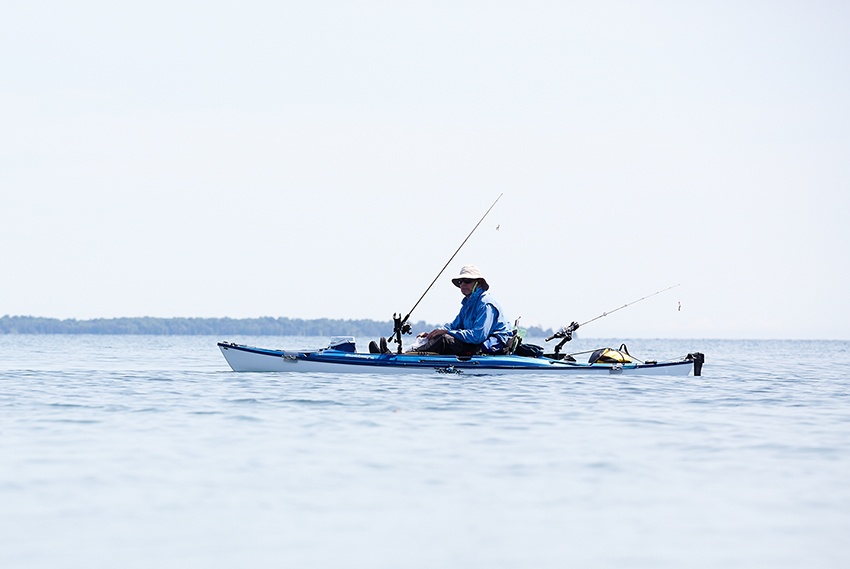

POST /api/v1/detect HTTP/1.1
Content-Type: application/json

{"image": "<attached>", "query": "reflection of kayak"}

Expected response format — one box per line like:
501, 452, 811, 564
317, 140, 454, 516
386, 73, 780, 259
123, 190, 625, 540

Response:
217, 338, 705, 376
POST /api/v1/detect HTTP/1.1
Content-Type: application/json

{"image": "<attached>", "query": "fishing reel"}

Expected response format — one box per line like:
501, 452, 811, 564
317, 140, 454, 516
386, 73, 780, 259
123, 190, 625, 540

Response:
392, 313, 412, 336
546, 321, 580, 342
546, 321, 579, 354
390, 312, 413, 353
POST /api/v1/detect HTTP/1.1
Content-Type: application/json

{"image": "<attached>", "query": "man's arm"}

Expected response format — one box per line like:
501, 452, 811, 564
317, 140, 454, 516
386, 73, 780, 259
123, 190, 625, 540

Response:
446, 304, 495, 345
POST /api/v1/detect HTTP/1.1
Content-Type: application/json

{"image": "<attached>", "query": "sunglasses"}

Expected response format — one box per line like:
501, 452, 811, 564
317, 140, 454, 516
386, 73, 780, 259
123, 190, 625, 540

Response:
457, 279, 476, 285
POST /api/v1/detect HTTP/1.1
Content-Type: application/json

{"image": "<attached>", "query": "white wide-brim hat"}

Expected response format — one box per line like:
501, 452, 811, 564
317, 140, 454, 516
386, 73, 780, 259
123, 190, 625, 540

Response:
451, 265, 489, 291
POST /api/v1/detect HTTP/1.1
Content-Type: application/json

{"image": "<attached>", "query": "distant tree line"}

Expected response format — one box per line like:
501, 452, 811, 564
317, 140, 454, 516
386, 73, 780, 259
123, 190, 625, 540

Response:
0, 315, 554, 337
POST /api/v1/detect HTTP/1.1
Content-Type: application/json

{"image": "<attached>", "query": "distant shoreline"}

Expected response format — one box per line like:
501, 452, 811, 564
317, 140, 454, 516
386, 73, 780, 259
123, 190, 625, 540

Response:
0, 315, 554, 337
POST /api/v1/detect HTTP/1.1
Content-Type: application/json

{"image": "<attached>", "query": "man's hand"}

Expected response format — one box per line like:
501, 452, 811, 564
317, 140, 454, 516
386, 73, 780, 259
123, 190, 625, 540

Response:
426, 329, 449, 341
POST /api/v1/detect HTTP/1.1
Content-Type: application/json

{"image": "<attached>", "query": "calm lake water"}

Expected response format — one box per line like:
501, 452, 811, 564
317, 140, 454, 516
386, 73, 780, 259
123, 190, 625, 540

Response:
1, 335, 849, 568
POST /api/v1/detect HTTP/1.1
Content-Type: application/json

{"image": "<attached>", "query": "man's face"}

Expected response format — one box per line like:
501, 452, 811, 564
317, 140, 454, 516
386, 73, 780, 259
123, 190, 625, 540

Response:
458, 279, 477, 297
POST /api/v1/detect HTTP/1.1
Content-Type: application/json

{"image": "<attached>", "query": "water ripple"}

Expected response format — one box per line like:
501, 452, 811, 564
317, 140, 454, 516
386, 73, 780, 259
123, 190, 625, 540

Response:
1, 335, 848, 568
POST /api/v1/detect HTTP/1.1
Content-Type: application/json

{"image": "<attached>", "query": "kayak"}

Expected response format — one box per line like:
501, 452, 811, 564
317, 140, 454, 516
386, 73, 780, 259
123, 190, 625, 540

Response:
217, 337, 705, 376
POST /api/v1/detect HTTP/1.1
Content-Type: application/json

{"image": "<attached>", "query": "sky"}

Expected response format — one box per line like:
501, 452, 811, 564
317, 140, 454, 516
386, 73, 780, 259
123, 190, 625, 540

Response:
1, 1, 849, 340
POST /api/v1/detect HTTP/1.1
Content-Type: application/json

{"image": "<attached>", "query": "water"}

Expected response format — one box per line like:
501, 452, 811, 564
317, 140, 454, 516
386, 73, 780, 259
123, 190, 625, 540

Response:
1, 335, 849, 568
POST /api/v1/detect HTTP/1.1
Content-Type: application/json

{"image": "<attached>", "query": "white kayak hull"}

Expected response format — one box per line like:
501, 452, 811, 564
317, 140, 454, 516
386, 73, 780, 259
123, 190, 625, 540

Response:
218, 341, 703, 376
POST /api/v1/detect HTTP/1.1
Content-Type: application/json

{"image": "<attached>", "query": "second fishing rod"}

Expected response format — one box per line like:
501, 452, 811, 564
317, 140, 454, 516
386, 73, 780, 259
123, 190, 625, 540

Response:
545, 284, 682, 354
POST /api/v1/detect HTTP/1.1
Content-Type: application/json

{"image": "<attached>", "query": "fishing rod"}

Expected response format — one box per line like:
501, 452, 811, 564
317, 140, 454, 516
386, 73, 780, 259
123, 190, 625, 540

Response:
546, 283, 681, 353
388, 193, 504, 353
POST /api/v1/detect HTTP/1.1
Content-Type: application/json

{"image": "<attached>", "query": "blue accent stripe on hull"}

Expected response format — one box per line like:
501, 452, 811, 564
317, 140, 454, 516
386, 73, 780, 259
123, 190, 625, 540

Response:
218, 342, 693, 373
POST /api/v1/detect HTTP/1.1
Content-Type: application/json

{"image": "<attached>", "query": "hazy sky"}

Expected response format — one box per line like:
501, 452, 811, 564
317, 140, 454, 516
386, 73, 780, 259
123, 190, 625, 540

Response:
2, 1, 848, 339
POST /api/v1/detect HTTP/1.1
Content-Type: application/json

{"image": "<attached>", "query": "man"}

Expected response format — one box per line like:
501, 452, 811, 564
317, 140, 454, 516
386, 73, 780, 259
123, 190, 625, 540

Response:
414, 265, 512, 356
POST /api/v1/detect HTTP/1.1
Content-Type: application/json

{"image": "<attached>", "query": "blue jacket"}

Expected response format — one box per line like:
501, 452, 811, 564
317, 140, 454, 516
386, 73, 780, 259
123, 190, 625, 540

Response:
442, 288, 512, 353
